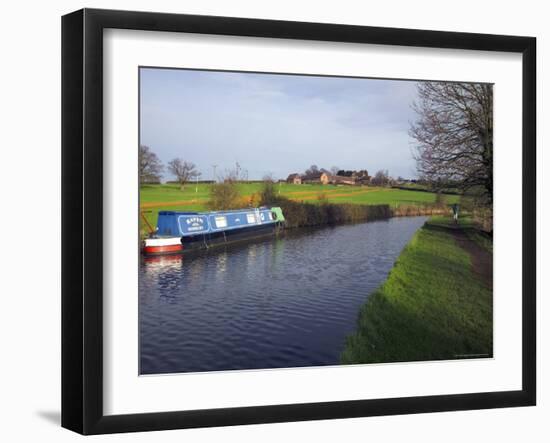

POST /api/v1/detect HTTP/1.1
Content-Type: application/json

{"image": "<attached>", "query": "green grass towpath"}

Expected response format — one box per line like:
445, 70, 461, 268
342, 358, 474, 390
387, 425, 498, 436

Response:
341, 217, 493, 364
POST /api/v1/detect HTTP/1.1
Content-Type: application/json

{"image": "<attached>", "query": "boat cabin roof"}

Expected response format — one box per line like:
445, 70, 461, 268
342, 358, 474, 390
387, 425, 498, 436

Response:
159, 207, 273, 216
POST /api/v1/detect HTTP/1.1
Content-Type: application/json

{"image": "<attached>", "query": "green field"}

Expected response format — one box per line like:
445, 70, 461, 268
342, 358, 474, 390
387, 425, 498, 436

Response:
341, 216, 493, 364
139, 183, 459, 235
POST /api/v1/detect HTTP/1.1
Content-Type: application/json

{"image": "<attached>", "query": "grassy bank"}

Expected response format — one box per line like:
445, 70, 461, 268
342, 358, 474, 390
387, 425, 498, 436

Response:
140, 183, 460, 208
341, 217, 493, 364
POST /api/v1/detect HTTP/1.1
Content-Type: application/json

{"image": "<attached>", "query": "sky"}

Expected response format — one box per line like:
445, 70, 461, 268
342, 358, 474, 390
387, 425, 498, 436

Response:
140, 68, 420, 181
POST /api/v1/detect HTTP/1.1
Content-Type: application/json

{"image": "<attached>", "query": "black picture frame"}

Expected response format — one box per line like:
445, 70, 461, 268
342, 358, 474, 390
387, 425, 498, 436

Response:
61, 8, 536, 435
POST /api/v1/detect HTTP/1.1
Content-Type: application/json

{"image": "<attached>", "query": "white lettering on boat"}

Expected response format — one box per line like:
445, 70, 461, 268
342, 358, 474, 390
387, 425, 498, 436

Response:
178, 215, 208, 233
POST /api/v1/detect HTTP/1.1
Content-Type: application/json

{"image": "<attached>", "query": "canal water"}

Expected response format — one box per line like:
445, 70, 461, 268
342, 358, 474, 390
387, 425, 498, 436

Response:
139, 216, 428, 374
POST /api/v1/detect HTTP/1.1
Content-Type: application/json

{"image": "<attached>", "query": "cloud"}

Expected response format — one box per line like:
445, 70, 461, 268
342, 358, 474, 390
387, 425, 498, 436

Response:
140, 68, 420, 180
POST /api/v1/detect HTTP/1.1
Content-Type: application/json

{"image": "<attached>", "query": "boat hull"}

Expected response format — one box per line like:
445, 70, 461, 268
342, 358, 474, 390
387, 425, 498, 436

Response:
142, 223, 280, 256
181, 223, 278, 252
142, 237, 183, 256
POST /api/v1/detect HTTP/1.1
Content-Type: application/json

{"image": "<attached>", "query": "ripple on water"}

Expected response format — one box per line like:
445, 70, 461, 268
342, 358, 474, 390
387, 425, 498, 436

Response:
139, 216, 428, 374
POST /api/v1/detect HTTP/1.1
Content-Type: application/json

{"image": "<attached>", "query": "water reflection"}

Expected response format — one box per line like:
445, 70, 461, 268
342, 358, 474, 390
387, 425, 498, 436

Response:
139, 217, 428, 374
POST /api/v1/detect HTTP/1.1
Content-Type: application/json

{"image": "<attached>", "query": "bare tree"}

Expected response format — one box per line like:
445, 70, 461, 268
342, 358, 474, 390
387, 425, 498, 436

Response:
259, 174, 278, 205
410, 82, 493, 203
330, 166, 340, 176
304, 165, 320, 176
167, 158, 200, 190
371, 169, 391, 187
139, 145, 163, 185
207, 168, 243, 210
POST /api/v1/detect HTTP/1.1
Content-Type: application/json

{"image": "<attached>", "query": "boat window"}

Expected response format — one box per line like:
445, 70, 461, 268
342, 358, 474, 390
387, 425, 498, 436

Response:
214, 216, 227, 228
268, 212, 274, 220
246, 213, 256, 224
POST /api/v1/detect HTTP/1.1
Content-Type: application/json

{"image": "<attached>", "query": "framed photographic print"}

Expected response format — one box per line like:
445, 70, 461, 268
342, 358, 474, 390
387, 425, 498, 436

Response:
61, 8, 536, 435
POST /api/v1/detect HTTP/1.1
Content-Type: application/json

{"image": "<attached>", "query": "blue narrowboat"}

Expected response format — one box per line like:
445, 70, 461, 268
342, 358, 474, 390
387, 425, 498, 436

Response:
142, 207, 285, 255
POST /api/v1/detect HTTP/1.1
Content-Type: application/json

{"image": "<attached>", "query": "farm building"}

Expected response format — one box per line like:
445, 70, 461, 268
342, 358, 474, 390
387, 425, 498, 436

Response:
355, 176, 371, 185
302, 172, 329, 185
286, 173, 302, 184
330, 175, 356, 185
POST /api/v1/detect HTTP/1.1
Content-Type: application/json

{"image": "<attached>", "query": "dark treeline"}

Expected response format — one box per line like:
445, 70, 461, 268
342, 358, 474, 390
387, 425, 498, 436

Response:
391, 185, 460, 195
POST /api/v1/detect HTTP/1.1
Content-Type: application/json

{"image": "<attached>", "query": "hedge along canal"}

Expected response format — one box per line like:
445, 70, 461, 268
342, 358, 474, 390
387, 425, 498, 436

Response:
341, 216, 493, 365
272, 198, 450, 229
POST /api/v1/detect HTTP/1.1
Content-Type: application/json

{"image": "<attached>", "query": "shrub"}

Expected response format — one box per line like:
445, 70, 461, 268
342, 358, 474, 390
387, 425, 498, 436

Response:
259, 180, 278, 205
207, 181, 242, 210
317, 192, 329, 205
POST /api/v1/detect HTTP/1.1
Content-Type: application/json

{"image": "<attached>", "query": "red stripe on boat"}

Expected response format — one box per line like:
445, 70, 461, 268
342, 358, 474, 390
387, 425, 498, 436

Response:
143, 244, 183, 255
